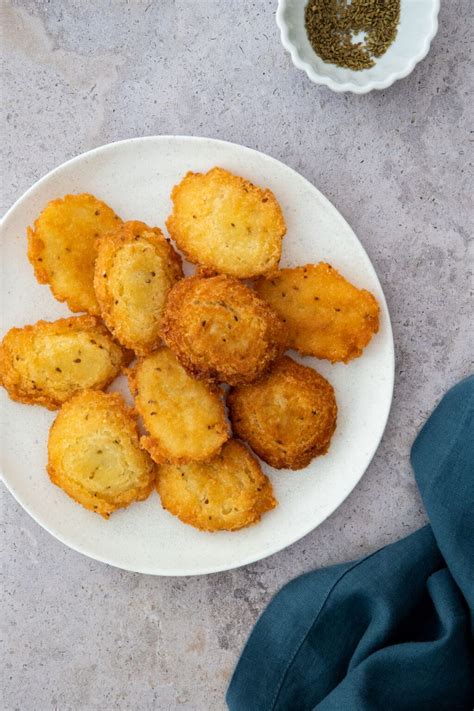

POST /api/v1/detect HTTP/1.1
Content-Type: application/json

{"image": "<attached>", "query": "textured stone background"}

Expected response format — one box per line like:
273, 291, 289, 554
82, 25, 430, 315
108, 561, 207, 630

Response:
1, 1, 472, 709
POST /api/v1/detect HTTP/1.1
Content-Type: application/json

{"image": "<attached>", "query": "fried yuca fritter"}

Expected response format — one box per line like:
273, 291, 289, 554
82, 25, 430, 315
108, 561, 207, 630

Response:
28, 193, 121, 314
94, 220, 183, 355
128, 347, 229, 464
48, 390, 155, 519
156, 440, 277, 532
161, 275, 287, 385
254, 263, 380, 363
166, 167, 286, 278
0, 316, 130, 410
228, 356, 337, 470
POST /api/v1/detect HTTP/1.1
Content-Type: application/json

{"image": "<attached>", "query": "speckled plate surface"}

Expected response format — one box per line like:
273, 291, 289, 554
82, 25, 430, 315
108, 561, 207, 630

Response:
0, 136, 394, 575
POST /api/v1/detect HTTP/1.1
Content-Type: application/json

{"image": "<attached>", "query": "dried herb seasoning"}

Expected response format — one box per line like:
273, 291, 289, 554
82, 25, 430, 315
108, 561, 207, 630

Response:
304, 0, 400, 71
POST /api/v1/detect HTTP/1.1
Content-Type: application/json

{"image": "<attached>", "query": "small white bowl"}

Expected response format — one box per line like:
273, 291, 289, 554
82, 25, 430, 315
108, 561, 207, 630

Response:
276, 0, 440, 93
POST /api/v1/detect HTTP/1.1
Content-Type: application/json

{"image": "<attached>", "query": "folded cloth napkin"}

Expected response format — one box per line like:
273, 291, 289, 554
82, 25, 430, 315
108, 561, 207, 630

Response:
227, 375, 474, 711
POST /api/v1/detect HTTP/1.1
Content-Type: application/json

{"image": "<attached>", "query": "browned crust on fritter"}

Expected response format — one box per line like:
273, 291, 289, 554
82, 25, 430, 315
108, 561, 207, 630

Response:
27, 193, 121, 314
48, 390, 156, 518
228, 356, 337, 470
93, 220, 183, 355
127, 348, 230, 465
195, 266, 219, 278
160, 274, 288, 385
254, 262, 380, 363
166, 167, 286, 278
156, 439, 277, 531
0, 315, 132, 410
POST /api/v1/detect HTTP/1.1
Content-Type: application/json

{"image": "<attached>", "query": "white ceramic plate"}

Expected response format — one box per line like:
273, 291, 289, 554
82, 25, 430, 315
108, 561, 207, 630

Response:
0, 136, 394, 576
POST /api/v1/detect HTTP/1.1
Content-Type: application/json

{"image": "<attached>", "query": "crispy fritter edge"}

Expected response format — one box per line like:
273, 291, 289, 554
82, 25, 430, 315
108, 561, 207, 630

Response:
165, 167, 286, 278
254, 263, 380, 363
156, 440, 277, 531
27, 193, 121, 315
126, 354, 230, 464
47, 390, 155, 519
0, 315, 132, 410
160, 274, 288, 385
94, 220, 184, 355
228, 356, 338, 470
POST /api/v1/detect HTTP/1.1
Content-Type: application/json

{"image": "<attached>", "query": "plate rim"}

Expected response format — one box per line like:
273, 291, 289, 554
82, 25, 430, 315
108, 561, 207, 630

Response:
0, 134, 395, 576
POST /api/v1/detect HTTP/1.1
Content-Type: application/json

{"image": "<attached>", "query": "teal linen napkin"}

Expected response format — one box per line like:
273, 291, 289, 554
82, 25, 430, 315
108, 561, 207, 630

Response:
227, 375, 474, 711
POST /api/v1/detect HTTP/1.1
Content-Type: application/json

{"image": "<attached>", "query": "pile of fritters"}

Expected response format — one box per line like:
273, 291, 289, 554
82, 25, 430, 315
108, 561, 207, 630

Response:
1, 166, 380, 532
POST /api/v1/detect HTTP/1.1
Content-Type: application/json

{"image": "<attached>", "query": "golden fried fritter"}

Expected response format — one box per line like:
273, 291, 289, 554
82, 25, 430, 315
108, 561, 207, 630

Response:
128, 347, 229, 464
228, 356, 337, 470
48, 390, 155, 518
161, 275, 287, 385
0, 316, 130, 410
166, 167, 286, 278
156, 440, 277, 531
254, 263, 380, 363
94, 220, 183, 355
28, 193, 121, 314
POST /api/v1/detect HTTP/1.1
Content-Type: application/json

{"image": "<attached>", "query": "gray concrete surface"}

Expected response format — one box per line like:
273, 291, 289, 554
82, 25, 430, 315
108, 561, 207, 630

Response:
1, 1, 472, 709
